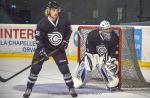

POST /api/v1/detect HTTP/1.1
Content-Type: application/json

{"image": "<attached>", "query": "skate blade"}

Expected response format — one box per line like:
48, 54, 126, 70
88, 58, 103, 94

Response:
108, 86, 119, 92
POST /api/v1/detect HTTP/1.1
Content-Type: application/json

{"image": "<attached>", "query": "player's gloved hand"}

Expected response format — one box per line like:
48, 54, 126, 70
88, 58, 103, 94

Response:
59, 40, 69, 51
39, 48, 49, 61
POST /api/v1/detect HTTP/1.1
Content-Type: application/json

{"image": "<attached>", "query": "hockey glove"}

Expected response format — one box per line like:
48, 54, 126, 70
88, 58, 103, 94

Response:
106, 56, 118, 75
39, 48, 49, 61
107, 56, 118, 64
59, 40, 69, 51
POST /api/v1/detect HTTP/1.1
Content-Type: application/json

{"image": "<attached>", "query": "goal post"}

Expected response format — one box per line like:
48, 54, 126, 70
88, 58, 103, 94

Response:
77, 25, 150, 89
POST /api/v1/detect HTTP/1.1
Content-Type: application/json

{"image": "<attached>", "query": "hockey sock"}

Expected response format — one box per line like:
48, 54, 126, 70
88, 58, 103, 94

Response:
27, 73, 38, 89
63, 73, 74, 89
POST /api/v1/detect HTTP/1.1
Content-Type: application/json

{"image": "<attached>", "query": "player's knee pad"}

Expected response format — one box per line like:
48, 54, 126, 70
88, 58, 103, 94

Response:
30, 64, 42, 75
57, 58, 68, 66
58, 64, 70, 75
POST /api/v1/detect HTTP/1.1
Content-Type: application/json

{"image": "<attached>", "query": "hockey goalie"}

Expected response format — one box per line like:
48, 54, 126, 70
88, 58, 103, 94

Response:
73, 20, 119, 90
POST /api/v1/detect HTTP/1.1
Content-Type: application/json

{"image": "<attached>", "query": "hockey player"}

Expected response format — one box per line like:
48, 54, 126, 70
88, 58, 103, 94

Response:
23, 1, 77, 98
74, 20, 119, 90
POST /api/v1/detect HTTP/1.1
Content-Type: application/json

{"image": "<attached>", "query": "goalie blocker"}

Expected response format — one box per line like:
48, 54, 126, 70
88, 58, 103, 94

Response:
73, 52, 119, 89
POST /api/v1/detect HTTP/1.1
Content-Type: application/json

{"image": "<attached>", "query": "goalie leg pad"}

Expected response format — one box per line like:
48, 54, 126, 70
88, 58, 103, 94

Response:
73, 59, 88, 88
100, 64, 119, 88
85, 53, 105, 71
74, 53, 106, 88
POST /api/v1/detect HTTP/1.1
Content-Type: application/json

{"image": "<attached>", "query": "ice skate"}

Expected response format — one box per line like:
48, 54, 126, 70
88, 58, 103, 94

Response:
69, 88, 78, 97
23, 88, 32, 98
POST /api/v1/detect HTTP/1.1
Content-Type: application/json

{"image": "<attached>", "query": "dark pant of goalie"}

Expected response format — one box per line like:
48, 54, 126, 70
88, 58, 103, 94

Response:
23, 50, 75, 98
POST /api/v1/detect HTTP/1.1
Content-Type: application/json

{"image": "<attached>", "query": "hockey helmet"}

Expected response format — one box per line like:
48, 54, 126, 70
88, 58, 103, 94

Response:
45, 1, 61, 16
47, 1, 60, 9
99, 20, 112, 41
99, 20, 111, 29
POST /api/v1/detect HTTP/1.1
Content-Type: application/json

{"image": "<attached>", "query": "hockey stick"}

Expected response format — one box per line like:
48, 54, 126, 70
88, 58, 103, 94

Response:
0, 49, 59, 83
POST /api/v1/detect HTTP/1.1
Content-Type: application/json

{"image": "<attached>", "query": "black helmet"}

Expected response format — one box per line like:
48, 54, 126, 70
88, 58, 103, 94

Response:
47, 1, 60, 9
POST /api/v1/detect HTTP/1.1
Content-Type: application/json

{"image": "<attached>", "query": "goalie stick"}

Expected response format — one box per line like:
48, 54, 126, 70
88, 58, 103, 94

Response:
0, 49, 59, 83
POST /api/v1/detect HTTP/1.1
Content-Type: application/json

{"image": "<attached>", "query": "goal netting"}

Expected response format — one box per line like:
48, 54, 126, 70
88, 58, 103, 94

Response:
77, 25, 150, 89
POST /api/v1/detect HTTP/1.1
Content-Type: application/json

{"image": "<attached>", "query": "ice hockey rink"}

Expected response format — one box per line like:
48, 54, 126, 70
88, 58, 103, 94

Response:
0, 58, 150, 98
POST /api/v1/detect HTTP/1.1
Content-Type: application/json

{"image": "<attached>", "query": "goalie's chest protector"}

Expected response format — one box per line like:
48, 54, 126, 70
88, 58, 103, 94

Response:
96, 31, 117, 56
87, 29, 115, 56
96, 33, 108, 56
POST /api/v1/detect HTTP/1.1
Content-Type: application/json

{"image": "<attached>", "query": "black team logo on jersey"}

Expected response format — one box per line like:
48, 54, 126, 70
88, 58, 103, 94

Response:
48, 31, 62, 46
96, 45, 107, 56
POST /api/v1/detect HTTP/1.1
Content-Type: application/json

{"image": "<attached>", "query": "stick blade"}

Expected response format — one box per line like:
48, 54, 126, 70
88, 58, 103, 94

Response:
0, 76, 7, 82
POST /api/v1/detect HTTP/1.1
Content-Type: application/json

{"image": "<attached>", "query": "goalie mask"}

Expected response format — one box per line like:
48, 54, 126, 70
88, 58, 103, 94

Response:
99, 20, 112, 41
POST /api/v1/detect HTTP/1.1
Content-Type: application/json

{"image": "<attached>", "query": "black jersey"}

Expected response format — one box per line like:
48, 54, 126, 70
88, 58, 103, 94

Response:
35, 16, 72, 50
86, 29, 119, 59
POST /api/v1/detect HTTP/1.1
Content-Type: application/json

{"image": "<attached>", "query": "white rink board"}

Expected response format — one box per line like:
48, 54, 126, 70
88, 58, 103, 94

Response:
0, 24, 36, 54
0, 24, 150, 62
141, 27, 150, 62
0, 24, 79, 56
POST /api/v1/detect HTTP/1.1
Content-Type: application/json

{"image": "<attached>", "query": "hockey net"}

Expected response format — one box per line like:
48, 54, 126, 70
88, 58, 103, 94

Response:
77, 25, 150, 89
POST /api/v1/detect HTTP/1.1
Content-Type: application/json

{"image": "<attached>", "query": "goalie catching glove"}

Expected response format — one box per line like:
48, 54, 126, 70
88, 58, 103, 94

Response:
106, 56, 118, 75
